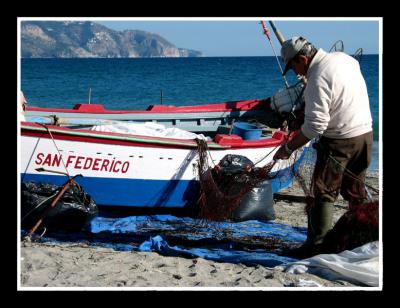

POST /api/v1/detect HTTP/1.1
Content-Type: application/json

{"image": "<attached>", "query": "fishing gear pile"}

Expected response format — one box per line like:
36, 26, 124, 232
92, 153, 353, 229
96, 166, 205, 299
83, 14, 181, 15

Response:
192, 82, 308, 222
21, 180, 98, 234
195, 139, 278, 222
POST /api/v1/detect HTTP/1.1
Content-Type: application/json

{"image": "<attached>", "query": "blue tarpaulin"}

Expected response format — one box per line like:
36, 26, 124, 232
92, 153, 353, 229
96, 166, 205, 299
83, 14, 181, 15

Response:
25, 214, 307, 267
138, 235, 299, 267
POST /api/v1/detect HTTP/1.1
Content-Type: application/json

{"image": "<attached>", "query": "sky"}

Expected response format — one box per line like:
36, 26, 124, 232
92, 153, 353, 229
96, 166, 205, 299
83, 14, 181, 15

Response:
90, 18, 381, 57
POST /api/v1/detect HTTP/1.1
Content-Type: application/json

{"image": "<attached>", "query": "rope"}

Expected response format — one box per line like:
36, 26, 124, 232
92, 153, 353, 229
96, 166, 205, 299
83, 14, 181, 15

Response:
260, 21, 290, 89
253, 145, 279, 166
40, 124, 70, 178
21, 190, 59, 222
328, 154, 379, 194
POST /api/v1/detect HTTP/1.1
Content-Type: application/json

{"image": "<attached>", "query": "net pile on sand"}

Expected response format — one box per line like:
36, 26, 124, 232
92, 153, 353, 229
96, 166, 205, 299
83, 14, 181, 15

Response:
195, 136, 379, 254
322, 200, 379, 254
195, 139, 277, 221
197, 162, 276, 221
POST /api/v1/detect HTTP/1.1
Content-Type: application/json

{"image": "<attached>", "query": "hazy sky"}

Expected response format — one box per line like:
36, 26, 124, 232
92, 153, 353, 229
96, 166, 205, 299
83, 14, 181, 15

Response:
92, 18, 381, 57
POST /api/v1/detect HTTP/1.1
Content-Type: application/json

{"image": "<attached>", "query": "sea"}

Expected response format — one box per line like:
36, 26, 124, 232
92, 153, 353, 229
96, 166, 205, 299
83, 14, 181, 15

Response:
21, 55, 380, 171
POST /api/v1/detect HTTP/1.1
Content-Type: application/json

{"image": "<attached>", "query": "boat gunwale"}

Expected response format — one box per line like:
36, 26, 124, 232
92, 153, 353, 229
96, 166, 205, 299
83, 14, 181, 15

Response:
25, 98, 271, 115
21, 122, 288, 150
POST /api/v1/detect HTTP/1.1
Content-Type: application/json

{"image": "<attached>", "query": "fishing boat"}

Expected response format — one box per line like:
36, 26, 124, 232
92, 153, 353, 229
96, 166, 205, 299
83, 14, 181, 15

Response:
24, 97, 283, 134
20, 21, 308, 212
20, 108, 306, 210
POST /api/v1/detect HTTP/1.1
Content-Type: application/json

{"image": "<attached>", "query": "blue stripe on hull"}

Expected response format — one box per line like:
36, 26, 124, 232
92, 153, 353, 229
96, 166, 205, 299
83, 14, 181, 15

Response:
21, 174, 200, 208
20, 150, 306, 208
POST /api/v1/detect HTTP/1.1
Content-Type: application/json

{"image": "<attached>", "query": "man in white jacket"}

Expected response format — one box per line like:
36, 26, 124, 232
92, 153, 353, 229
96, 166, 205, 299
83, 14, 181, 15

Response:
274, 37, 373, 258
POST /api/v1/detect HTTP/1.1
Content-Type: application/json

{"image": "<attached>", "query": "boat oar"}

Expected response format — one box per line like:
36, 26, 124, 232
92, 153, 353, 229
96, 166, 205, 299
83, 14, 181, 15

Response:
26, 178, 73, 237
25, 168, 83, 237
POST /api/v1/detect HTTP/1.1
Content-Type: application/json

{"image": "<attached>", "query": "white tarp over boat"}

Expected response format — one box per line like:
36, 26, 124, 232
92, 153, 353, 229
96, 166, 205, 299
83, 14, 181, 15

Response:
276, 241, 380, 287
90, 122, 210, 140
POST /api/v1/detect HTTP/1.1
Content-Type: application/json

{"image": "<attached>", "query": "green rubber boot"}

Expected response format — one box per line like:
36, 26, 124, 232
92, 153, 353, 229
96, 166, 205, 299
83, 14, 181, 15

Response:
307, 200, 334, 246
281, 200, 334, 259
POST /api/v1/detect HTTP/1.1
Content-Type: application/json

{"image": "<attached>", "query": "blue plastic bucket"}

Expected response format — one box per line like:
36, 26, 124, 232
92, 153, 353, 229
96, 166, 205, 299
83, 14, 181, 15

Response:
232, 122, 262, 140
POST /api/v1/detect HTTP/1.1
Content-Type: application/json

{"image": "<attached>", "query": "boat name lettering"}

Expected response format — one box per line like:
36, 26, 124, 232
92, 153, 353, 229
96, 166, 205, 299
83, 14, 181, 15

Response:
34, 153, 130, 173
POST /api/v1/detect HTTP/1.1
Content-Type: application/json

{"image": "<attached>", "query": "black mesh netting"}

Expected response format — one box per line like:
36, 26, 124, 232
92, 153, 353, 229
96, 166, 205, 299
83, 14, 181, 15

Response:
21, 180, 98, 233
195, 138, 287, 221
195, 136, 379, 254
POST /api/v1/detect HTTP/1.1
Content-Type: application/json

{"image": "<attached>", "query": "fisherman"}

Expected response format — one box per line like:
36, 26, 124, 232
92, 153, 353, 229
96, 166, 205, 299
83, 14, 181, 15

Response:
273, 36, 373, 258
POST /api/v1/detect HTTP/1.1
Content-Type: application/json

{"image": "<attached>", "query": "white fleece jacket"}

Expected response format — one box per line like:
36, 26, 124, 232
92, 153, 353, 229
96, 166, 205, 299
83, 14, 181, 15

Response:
301, 49, 373, 139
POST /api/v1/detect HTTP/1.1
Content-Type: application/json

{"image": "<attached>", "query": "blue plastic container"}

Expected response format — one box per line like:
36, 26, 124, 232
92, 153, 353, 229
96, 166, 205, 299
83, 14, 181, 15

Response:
232, 122, 262, 140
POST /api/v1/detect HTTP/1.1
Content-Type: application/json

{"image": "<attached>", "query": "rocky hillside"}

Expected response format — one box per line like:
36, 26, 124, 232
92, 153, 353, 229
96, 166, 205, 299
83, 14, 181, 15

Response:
21, 21, 203, 58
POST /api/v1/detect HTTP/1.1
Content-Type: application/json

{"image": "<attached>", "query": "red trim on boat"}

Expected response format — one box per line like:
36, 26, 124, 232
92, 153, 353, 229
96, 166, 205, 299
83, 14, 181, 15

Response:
214, 130, 288, 148
21, 121, 287, 150
21, 122, 203, 149
25, 99, 271, 115
21, 129, 199, 149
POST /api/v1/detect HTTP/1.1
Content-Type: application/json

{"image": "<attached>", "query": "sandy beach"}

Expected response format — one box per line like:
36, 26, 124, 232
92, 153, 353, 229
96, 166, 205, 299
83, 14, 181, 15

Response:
19, 171, 379, 289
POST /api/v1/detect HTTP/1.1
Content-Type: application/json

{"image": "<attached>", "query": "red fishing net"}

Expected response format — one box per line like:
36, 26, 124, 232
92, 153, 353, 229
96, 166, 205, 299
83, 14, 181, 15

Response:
195, 136, 379, 254
198, 163, 276, 221
291, 140, 380, 253
195, 139, 276, 221
321, 200, 379, 253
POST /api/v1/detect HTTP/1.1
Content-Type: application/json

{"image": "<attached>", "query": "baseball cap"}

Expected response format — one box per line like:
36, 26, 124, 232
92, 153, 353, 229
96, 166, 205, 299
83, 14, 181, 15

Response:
281, 36, 309, 75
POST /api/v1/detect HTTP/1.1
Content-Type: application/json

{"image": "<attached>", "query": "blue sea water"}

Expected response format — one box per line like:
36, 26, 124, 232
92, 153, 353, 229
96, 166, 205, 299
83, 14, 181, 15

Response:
21, 55, 379, 171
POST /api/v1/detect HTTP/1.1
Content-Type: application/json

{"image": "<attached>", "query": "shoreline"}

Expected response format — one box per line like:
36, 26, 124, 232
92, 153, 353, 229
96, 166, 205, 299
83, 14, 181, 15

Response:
19, 171, 380, 288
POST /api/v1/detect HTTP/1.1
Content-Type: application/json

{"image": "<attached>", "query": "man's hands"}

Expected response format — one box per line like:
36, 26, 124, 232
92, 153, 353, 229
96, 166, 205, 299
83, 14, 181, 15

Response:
273, 143, 293, 160
273, 131, 311, 161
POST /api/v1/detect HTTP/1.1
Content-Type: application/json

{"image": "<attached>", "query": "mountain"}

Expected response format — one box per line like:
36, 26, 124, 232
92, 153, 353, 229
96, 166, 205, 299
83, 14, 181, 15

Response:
21, 21, 204, 58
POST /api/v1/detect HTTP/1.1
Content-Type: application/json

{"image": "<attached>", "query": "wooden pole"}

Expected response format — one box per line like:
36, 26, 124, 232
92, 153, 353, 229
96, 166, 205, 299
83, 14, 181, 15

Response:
268, 21, 286, 46
27, 179, 74, 236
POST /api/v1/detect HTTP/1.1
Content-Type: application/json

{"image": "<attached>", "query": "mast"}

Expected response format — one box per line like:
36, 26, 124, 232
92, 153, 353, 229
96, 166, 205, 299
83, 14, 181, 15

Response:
268, 21, 285, 46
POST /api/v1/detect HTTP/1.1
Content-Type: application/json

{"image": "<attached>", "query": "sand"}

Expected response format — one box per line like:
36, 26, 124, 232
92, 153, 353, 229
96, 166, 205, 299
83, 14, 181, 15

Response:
19, 171, 380, 289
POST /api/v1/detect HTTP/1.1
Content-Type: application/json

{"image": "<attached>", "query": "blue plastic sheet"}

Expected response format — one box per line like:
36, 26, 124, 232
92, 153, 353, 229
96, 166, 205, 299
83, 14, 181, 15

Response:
138, 235, 299, 267
90, 214, 307, 242
23, 214, 308, 267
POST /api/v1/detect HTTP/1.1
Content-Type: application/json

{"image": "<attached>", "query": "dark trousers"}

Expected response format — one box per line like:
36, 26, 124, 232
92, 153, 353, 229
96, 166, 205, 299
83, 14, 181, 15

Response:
312, 131, 373, 206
